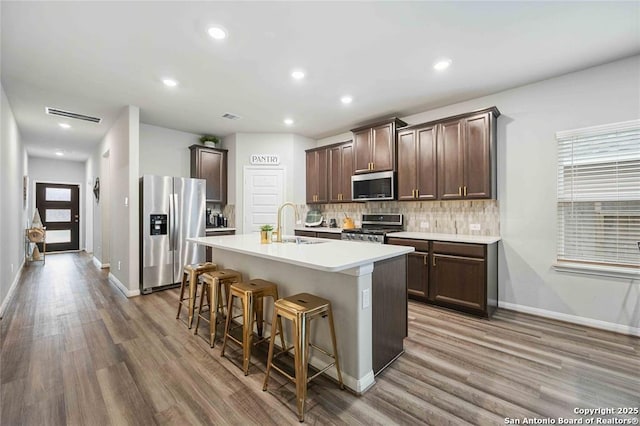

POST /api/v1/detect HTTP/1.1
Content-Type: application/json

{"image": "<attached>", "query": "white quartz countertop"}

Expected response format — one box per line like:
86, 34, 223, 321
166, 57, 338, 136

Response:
205, 227, 236, 232
386, 232, 501, 244
294, 226, 343, 234
188, 234, 413, 272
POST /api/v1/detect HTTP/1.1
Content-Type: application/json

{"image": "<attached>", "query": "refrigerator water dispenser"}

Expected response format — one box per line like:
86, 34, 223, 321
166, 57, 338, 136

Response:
150, 214, 167, 235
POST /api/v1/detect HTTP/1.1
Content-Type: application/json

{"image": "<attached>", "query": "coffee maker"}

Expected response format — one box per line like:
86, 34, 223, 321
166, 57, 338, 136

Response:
206, 208, 214, 227
206, 209, 227, 228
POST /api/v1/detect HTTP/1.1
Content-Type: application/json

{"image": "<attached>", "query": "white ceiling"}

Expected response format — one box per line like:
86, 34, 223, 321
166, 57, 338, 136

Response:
2, 1, 639, 162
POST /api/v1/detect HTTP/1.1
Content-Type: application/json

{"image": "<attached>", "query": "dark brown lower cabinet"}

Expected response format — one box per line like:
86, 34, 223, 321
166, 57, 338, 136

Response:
388, 237, 429, 302
407, 252, 429, 301
430, 253, 485, 313
205, 230, 235, 262
430, 241, 497, 317
386, 237, 498, 318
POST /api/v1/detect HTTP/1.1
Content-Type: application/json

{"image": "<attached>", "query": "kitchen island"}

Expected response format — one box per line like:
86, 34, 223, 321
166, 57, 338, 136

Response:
187, 233, 413, 393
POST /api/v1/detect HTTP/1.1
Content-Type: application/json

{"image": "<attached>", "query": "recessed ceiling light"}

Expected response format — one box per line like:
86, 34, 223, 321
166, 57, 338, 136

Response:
291, 70, 305, 80
341, 95, 353, 104
55, 151, 64, 156
162, 78, 178, 87
433, 59, 452, 71
59, 123, 71, 129
284, 118, 294, 126
208, 26, 227, 40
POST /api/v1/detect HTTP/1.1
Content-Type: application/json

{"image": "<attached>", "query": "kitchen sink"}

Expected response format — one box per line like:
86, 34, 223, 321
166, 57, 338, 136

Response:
279, 237, 326, 245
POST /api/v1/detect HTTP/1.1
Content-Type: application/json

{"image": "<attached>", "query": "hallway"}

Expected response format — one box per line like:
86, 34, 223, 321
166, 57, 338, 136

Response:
1, 253, 638, 425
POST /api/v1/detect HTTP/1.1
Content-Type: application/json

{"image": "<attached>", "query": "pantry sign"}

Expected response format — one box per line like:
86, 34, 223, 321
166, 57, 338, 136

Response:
250, 154, 280, 165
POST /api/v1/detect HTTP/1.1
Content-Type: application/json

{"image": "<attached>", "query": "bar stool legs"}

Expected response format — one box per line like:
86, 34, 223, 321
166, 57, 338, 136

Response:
263, 293, 344, 422
220, 279, 285, 376
176, 262, 217, 328
194, 269, 242, 347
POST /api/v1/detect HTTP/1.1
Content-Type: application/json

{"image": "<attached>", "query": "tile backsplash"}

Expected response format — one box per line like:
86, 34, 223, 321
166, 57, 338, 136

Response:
229, 200, 499, 235
314, 200, 499, 236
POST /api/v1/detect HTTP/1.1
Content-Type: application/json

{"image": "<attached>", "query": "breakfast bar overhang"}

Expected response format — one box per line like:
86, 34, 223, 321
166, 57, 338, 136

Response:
188, 234, 413, 393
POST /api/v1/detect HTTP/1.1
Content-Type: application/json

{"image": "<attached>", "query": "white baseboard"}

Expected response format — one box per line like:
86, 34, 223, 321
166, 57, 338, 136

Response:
499, 301, 640, 337
0, 259, 25, 319
92, 256, 110, 269
305, 352, 375, 394
108, 272, 140, 298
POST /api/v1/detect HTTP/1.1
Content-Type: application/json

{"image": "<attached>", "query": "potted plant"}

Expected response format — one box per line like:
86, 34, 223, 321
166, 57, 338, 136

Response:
260, 224, 274, 244
200, 134, 220, 147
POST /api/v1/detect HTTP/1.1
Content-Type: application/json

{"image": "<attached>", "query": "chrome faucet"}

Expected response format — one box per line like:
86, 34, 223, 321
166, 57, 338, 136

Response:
274, 202, 299, 242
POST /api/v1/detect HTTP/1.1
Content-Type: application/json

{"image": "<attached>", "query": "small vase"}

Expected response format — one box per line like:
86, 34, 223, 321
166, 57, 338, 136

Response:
260, 231, 272, 244
203, 141, 217, 148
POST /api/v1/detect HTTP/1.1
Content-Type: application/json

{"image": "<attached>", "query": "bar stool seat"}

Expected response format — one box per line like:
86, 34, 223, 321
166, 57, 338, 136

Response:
176, 262, 218, 328
263, 292, 344, 422
194, 269, 242, 347
220, 279, 285, 375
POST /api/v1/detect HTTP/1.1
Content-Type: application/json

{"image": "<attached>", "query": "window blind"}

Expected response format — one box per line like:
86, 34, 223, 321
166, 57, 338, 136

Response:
557, 119, 640, 268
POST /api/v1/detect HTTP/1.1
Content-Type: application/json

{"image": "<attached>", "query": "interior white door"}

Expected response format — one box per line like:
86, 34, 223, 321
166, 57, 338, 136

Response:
243, 167, 285, 234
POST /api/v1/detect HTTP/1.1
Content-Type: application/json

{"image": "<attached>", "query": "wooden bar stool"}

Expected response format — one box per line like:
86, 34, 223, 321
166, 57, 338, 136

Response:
220, 279, 285, 375
194, 269, 242, 347
176, 262, 218, 328
263, 292, 344, 422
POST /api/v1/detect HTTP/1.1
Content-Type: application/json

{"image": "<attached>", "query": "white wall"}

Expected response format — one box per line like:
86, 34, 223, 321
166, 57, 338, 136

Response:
222, 133, 314, 234
91, 105, 140, 295
318, 55, 640, 333
139, 123, 200, 177
0, 84, 28, 317
27, 156, 87, 249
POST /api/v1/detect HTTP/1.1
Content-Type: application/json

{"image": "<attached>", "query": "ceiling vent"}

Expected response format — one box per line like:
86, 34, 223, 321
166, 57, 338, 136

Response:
45, 107, 102, 124
222, 112, 241, 120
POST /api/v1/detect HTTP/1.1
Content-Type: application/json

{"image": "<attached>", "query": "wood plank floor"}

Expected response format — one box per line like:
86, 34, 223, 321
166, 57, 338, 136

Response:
1, 253, 638, 425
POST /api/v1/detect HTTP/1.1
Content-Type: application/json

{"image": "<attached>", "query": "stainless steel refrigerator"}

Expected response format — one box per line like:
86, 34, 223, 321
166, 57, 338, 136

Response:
140, 175, 205, 294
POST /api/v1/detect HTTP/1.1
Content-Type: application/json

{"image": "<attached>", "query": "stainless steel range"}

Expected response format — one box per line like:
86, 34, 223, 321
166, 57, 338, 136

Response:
341, 213, 403, 244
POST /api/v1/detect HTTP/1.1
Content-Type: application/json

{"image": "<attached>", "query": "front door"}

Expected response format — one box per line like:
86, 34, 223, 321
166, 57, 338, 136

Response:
35, 183, 80, 252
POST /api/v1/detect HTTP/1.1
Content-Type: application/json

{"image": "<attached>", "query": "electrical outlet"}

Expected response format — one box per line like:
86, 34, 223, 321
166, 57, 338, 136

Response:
469, 223, 481, 231
124, 197, 128, 207
362, 288, 370, 309
420, 221, 429, 229
117, 261, 121, 271
10, 263, 14, 273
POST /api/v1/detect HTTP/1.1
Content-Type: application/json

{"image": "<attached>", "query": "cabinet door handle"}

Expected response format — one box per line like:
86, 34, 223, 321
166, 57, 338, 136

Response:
458, 186, 462, 196
416, 189, 419, 198
463, 186, 467, 197
432, 256, 436, 267
423, 255, 427, 266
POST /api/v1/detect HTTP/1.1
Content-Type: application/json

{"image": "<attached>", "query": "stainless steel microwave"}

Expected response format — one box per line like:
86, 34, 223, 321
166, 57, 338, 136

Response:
352, 171, 395, 201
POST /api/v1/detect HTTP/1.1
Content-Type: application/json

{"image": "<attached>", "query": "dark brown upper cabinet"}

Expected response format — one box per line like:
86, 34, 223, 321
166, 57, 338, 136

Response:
397, 125, 438, 201
328, 142, 354, 203
189, 145, 227, 204
306, 148, 328, 204
351, 118, 407, 174
437, 109, 498, 200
